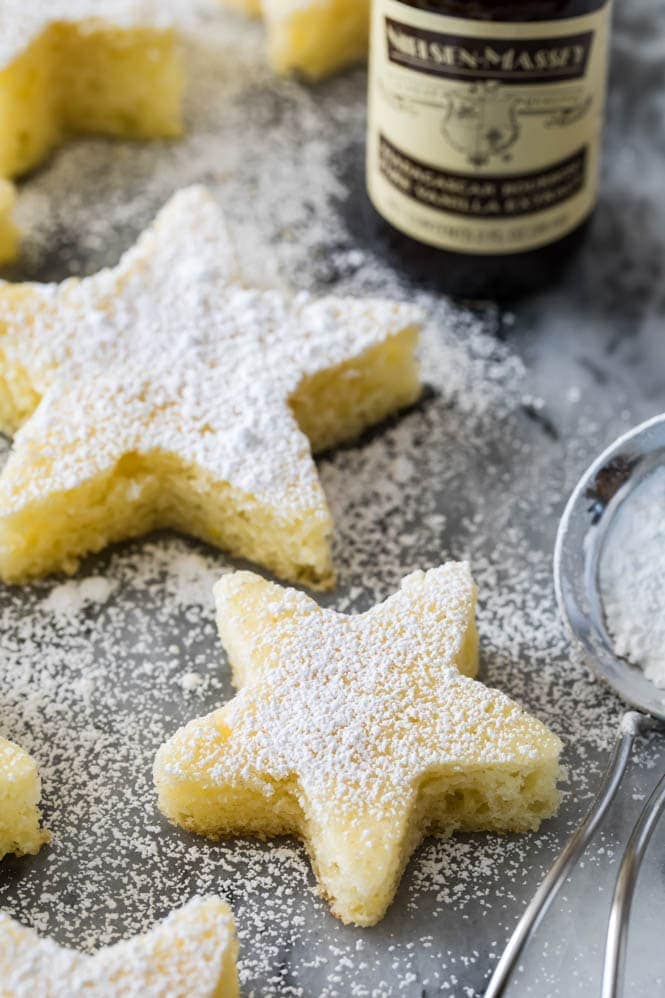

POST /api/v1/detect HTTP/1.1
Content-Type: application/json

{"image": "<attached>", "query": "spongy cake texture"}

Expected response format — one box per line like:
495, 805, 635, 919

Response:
0, 896, 239, 997
154, 563, 562, 926
0, 185, 421, 587
0, 736, 49, 860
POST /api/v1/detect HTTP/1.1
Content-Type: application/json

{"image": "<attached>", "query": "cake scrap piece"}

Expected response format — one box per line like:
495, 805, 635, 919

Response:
0, 1, 184, 263
222, 0, 370, 79
0, 736, 49, 860
154, 563, 562, 927
0, 186, 421, 587
262, 0, 370, 78
0, 897, 239, 998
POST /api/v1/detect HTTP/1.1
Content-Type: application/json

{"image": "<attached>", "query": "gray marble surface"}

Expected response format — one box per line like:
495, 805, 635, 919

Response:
0, 1, 664, 996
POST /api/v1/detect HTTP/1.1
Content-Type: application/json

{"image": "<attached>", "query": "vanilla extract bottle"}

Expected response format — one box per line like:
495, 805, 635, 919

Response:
365, 0, 613, 298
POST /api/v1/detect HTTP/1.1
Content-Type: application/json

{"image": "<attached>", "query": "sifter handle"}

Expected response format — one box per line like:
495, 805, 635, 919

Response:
484, 710, 646, 998
602, 770, 665, 998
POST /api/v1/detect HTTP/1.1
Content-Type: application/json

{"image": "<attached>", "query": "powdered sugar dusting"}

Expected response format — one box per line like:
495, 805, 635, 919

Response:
600, 465, 665, 689
1, 0, 664, 994
167, 550, 230, 609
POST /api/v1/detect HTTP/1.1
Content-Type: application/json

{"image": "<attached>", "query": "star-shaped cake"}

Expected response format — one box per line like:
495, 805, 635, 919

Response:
0, 1, 184, 262
0, 185, 421, 586
222, 0, 370, 79
154, 564, 562, 926
0, 897, 239, 997
0, 736, 49, 861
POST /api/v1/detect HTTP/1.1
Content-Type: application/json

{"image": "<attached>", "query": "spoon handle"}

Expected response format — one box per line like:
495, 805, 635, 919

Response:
484, 710, 645, 998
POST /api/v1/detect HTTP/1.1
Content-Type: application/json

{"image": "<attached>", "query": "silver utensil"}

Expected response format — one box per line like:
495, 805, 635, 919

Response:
485, 412, 665, 998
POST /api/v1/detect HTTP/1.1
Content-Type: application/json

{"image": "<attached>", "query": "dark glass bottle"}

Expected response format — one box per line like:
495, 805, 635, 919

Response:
365, 0, 613, 299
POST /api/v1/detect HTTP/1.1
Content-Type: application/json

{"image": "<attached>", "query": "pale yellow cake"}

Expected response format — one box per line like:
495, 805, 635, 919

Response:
223, 0, 370, 78
154, 563, 562, 927
0, 736, 49, 860
0, 896, 239, 997
0, 185, 421, 587
263, 0, 370, 78
0, 1, 184, 263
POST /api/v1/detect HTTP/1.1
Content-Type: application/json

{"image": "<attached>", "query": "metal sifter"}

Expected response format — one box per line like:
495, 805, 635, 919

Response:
486, 412, 665, 998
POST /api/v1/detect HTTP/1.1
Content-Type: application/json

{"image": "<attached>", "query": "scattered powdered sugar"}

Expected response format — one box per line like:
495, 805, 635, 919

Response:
167, 550, 230, 609
169, 558, 232, 624
179, 671, 204, 692
43, 576, 116, 616
600, 465, 665, 688
0, 0, 664, 995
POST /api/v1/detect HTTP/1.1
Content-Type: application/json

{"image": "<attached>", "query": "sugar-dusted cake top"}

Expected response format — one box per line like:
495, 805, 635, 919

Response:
0, 184, 420, 587
0, 185, 420, 513
0, 1, 176, 69
160, 564, 560, 820
0, 896, 238, 997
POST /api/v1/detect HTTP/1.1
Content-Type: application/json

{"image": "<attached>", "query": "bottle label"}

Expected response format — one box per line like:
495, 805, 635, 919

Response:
367, 1, 612, 255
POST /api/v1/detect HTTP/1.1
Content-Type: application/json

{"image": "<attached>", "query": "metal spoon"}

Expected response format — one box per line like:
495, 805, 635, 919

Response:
485, 412, 665, 998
